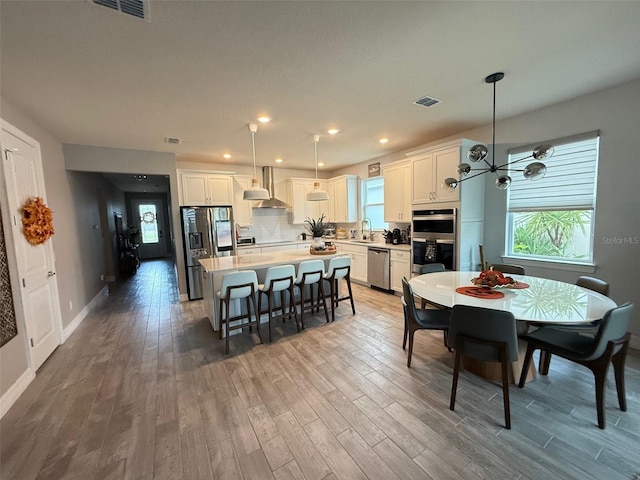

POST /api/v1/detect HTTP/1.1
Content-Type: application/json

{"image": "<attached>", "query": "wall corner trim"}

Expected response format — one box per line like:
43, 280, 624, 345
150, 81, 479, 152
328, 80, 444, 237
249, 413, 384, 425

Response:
62, 286, 109, 342
0, 368, 35, 419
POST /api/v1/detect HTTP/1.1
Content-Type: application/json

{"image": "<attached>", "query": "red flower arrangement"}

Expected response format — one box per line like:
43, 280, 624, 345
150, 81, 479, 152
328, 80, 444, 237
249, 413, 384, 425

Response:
21, 196, 55, 245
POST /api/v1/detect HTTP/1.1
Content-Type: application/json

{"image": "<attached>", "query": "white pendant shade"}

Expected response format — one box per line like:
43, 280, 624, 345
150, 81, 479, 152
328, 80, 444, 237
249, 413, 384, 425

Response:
307, 181, 329, 201
243, 178, 270, 200
307, 134, 329, 201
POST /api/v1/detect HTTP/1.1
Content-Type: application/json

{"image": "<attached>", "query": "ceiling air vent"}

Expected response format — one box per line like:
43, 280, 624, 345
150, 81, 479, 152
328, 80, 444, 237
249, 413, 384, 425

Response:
165, 137, 182, 145
92, 0, 149, 21
413, 96, 440, 108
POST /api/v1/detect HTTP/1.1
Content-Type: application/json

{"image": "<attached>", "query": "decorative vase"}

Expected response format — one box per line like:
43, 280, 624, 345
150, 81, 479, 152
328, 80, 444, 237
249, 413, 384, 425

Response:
312, 236, 325, 250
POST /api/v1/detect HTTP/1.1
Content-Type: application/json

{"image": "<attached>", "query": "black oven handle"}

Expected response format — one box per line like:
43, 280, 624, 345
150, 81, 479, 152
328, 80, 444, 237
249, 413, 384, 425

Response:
412, 215, 456, 221
412, 238, 454, 244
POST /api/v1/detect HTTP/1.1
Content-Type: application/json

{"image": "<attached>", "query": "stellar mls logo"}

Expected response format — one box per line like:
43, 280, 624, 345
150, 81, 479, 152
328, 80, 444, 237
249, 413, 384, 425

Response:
602, 236, 639, 245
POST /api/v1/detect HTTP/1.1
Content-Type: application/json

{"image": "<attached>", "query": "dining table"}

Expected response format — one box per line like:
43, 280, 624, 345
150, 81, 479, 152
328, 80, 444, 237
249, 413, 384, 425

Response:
408, 271, 617, 382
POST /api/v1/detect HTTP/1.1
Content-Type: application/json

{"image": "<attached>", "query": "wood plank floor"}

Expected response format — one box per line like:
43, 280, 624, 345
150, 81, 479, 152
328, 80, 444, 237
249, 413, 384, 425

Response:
2, 258, 639, 480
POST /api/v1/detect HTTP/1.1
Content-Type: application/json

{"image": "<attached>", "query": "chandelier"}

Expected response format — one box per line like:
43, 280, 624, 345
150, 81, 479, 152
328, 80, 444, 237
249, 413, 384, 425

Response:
307, 134, 329, 201
444, 72, 554, 191
243, 123, 270, 200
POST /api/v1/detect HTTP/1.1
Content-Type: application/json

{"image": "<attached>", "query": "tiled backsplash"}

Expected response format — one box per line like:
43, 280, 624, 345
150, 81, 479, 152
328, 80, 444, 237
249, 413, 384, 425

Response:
237, 209, 305, 243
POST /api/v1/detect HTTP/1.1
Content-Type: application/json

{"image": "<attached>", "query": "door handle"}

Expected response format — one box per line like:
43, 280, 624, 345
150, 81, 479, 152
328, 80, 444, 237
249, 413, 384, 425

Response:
47, 271, 56, 277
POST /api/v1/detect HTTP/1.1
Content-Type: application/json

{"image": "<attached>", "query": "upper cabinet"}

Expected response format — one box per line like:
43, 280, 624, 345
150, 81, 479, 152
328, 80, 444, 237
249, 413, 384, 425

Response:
383, 160, 411, 222
329, 175, 358, 223
411, 146, 460, 204
286, 178, 329, 224
232, 175, 255, 226
178, 170, 232, 206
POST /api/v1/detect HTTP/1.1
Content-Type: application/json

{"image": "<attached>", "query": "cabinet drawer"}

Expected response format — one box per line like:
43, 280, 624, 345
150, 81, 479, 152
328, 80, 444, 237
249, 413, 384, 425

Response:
237, 248, 261, 255
391, 250, 410, 260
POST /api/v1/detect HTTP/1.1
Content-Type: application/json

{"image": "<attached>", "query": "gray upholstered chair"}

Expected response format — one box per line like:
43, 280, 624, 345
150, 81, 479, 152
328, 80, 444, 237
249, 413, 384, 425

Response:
518, 302, 633, 429
488, 263, 525, 275
419, 263, 446, 309
217, 270, 261, 354
258, 265, 298, 342
448, 305, 518, 429
323, 256, 355, 322
401, 277, 451, 368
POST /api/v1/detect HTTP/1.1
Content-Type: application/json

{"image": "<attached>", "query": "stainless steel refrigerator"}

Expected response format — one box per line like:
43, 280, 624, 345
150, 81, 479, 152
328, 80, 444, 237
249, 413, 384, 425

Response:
181, 206, 236, 300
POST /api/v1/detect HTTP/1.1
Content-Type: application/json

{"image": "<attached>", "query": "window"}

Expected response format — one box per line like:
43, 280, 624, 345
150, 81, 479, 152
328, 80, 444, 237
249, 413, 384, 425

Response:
138, 204, 159, 244
506, 132, 599, 264
361, 177, 387, 230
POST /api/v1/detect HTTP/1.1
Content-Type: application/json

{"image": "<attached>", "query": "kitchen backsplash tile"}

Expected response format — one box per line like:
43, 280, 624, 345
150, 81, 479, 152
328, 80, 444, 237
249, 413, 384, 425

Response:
237, 208, 304, 243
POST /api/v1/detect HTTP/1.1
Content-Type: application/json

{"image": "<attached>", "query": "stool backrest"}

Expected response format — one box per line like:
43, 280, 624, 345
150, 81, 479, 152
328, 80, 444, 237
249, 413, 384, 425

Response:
420, 263, 445, 274
489, 263, 525, 275
401, 277, 420, 328
576, 276, 610, 297
296, 260, 325, 284
263, 265, 296, 291
589, 302, 634, 360
326, 256, 351, 280
220, 270, 258, 299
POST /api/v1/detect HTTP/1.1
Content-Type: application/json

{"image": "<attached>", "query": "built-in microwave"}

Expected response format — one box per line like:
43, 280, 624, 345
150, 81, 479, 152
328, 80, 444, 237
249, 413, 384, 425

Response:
411, 208, 457, 273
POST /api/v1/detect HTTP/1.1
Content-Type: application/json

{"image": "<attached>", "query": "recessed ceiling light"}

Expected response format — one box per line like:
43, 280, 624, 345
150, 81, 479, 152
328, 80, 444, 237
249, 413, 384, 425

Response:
379, 138, 389, 144
318, 162, 325, 167
327, 128, 339, 135
223, 153, 232, 159
258, 116, 271, 123
275, 158, 283, 163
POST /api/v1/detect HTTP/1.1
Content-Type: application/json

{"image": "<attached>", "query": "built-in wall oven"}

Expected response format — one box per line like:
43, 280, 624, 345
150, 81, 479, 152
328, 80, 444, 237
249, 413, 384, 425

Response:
412, 208, 457, 273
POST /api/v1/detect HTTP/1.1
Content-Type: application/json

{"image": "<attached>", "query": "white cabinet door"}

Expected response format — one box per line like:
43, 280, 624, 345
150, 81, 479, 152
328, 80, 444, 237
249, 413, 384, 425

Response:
287, 178, 329, 224
180, 173, 209, 205
232, 175, 254, 226
411, 147, 460, 204
384, 161, 410, 221
207, 175, 232, 204
390, 250, 410, 292
351, 249, 368, 283
331, 175, 358, 223
326, 180, 336, 221
411, 153, 434, 204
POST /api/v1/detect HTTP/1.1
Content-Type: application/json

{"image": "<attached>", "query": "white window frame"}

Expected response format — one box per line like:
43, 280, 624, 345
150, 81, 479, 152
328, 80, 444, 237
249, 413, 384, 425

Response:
504, 131, 599, 268
361, 176, 387, 231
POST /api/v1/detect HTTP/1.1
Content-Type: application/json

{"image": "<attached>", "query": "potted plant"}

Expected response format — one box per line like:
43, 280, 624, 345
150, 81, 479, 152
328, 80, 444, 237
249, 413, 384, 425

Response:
304, 214, 327, 250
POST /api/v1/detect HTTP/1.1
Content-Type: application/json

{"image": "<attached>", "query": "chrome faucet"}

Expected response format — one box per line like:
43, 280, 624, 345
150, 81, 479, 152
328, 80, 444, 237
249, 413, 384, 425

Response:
361, 217, 372, 240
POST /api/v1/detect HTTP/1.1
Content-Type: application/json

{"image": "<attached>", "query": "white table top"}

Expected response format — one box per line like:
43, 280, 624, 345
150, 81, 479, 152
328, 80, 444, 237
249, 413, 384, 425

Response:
199, 249, 348, 274
409, 271, 617, 324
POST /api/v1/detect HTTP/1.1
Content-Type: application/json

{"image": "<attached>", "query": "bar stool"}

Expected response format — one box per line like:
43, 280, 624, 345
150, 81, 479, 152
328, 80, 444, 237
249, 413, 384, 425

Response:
294, 260, 329, 329
322, 256, 355, 322
217, 270, 261, 354
258, 265, 299, 341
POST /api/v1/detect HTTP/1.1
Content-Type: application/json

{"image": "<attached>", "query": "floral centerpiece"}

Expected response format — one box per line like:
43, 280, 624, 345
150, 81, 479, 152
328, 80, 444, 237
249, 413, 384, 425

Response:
305, 214, 328, 251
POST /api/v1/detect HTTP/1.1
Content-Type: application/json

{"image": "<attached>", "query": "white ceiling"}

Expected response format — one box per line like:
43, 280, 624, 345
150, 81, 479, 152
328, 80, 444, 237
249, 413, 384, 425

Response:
2, 1, 640, 173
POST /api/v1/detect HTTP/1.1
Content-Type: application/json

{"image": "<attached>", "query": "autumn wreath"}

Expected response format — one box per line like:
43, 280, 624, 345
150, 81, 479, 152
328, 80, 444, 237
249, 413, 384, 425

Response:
21, 196, 55, 245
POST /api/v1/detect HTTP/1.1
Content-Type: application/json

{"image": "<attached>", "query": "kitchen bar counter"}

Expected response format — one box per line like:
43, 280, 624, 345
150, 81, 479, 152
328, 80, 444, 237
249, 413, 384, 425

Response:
237, 239, 411, 252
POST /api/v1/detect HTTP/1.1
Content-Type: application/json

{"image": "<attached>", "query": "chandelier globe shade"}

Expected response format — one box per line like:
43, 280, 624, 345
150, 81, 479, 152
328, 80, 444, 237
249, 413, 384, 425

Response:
243, 123, 270, 200
443, 72, 554, 191
307, 134, 329, 201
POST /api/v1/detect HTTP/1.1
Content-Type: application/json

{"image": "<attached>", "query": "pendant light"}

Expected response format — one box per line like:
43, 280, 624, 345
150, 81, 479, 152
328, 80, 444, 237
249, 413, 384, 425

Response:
243, 123, 270, 200
443, 72, 554, 191
307, 134, 329, 201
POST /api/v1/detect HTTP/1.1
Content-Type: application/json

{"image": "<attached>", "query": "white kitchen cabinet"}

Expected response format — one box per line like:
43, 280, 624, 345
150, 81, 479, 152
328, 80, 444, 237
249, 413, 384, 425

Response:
383, 160, 411, 222
286, 178, 329, 224
260, 244, 295, 253
237, 247, 261, 256
329, 175, 358, 223
232, 175, 254, 226
339, 243, 368, 283
178, 170, 233, 206
411, 146, 460, 204
390, 249, 411, 293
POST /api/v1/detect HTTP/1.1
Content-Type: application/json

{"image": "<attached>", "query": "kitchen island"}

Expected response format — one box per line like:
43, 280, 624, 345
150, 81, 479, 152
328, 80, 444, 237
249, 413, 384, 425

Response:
199, 249, 348, 333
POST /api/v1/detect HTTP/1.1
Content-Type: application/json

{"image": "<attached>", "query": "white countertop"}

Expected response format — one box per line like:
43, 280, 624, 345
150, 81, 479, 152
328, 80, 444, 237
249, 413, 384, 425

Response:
199, 249, 348, 273
236, 239, 410, 251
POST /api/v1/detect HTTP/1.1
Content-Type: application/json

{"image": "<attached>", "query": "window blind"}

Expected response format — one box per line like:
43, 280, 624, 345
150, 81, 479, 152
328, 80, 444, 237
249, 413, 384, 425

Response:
507, 132, 599, 212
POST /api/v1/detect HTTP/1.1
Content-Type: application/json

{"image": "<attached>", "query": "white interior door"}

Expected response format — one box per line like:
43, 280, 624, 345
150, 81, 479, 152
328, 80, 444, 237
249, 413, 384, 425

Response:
133, 199, 166, 260
1, 120, 62, 371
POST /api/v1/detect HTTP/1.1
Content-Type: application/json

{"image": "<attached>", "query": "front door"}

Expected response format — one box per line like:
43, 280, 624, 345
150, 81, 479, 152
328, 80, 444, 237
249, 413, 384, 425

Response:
0, 120, 62, 370
132, 199, 166, 260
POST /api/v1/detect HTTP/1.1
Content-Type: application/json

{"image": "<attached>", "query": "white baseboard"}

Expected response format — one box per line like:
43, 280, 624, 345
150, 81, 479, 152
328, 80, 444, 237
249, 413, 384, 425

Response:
62, 286, 109, 342
0, 368, 35, 419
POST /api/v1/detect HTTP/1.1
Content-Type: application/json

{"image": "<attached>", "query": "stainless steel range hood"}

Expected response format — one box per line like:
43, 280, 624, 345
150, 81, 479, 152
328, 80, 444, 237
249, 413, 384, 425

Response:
255, 166, 291, 209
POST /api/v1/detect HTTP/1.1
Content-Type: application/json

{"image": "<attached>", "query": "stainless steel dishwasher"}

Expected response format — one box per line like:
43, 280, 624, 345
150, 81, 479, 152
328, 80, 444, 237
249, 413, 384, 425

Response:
368, 247, 391, 291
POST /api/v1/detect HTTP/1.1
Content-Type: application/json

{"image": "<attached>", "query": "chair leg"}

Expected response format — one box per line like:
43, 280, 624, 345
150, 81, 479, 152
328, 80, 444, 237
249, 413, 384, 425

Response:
519, 344, 536, 388
593, 366, 607, 429
539, 350, 552, 375
225, 300, 231, 354
500, 348, 511, 429
267, 292, 273, 343
329, 279, 336, 322
612, 343, 629, 412
346, 276, 355, 315
407, 329, 415, 368
245, 297, 252, 332
289, 285, 300, 332
444, 330, 452, 352
402, 316, 408, 350
249, 294, 262, 344
318, 280, 330, 323
297, 285, 305, 330
450, 349, 462, 411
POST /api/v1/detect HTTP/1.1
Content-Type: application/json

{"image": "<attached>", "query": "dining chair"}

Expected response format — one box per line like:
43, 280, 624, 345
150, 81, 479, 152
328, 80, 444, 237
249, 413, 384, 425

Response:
448, 304, 518, 429
419, 263, 446, 309
258, 264, 298, 342
536, 275, 611, 373
488, 263, 525, 275
518, 302, 633, 429
401, 277, 451, 367
294, 259, 329, 329
217, 270, 261, 354
322, 256, 355, 322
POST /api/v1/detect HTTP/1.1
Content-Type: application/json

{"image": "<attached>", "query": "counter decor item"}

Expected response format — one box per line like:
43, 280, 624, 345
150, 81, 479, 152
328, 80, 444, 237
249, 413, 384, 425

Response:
304, 214, 327, 251
21, 196, 54, 245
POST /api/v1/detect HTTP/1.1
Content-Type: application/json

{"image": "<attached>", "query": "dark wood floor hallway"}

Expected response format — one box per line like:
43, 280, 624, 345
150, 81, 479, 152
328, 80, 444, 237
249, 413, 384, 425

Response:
1, 258, 639, 479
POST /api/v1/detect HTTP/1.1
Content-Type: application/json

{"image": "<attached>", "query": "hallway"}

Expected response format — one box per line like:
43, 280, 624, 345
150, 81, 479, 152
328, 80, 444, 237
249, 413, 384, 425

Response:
1, 259, 639, 479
